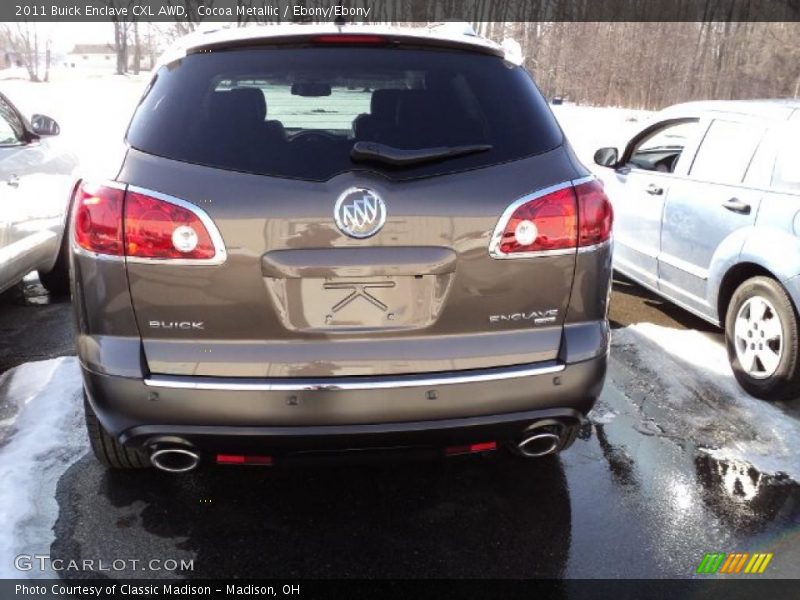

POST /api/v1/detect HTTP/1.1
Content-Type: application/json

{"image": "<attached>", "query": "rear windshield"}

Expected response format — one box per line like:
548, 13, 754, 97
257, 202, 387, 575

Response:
127, 46, 562, 181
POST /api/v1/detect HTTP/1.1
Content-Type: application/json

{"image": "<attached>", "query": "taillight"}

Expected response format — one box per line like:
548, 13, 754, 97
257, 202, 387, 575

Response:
490, 177, 612, 258
73, 182, 125, 256
575, 179, 613, 247
125, 190, 216, 260
72, 181, 222, 263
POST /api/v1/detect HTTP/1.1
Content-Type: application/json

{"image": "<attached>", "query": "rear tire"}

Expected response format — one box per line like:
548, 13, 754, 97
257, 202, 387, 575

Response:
38, 232, 70, 296
724, 276, 800, 401
84, 394, 150, 469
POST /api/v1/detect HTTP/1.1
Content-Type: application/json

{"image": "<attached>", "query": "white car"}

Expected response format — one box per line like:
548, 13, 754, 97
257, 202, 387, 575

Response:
0, 90, 78, 295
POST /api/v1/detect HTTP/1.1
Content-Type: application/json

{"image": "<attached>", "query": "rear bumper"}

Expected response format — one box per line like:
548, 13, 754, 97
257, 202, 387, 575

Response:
82, 352, 606, 453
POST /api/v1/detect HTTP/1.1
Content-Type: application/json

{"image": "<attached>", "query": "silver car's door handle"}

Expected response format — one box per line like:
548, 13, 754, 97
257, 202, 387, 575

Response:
646, 183, 663, 195
722, 198, 751, 215
6, 175, 19, 188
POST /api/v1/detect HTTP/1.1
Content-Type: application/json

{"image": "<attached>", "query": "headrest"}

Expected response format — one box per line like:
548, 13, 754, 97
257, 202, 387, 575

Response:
397, 90, 442, 127
370, 89, 402, 121
210, 88, 267, 123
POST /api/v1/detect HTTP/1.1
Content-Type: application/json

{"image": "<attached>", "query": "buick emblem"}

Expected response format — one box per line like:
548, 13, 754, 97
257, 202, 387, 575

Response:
334, 187, 387, 239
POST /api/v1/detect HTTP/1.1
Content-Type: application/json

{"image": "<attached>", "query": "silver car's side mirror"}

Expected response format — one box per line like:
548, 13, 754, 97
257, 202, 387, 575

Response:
593, 147, 618, 167
30, 114, 60, 136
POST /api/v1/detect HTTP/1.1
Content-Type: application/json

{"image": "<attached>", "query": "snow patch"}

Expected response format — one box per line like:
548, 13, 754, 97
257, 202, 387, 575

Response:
613, 323, 800, 481
552, 105, 653, 164
0, 358, 86, 578
589, 402, 618, 425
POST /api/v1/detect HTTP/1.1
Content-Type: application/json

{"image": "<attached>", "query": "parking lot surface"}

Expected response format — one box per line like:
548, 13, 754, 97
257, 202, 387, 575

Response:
1, 274, 797, 579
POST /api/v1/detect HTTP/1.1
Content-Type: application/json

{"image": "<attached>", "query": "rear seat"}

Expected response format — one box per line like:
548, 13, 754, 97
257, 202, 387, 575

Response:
202, 88, 287, 168
385, 89, 484, 148
353, 89, 403, 141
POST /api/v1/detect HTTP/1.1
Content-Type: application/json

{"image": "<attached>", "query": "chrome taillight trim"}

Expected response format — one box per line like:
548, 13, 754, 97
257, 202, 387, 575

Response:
70, 181, 228, 266
488, 174, 598, 259
126, 185, 228, 266
144, 361, 566, 392
70, 179, 126, 262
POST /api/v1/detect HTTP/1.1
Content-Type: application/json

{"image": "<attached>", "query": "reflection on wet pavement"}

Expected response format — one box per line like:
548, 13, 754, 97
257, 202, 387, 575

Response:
695, 453, 800, 534
53, 454, 572, 579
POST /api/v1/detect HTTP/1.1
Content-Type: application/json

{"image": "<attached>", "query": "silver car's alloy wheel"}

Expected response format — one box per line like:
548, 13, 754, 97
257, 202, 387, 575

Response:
733, 296, 783, 379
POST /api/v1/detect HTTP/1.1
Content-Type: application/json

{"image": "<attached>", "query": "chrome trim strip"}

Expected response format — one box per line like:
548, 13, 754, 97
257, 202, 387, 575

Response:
144, 361, 566, 391
488, 175, 599, 259
126, 185, 228, 266
571, 174, 596, 187
577, 238, 612, 254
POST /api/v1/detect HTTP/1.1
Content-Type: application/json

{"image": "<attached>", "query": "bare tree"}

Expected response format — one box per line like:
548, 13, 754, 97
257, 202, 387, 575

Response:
478, 21, 800, 110
100, 0, 136, 74
0, 22, 51, 82
132, 20, 141, 74
164, 0, 215, 39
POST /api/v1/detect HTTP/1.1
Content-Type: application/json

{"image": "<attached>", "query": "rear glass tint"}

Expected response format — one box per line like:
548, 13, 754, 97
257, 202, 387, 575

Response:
772, 125, 800, 193
126, 46, 562, 181
690, 119, 764, 184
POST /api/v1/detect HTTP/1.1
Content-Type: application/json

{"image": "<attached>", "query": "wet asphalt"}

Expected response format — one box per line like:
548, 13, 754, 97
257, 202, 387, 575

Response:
1, 275, 798, 579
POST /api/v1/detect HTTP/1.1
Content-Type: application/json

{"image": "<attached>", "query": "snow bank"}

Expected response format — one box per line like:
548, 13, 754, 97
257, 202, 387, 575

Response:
551, 105, 653, 165
0, 358, 85, 578
613, 323, 800, 481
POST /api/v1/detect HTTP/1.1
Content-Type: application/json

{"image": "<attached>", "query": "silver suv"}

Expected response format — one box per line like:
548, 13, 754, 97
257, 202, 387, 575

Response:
595, 100, 800, 401
0, 91, 75, 296
71, 25, 613, 472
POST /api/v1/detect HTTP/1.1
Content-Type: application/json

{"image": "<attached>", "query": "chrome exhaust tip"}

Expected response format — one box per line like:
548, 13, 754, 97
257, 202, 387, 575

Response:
516, 432, 561, 458
150, 447, 200, 473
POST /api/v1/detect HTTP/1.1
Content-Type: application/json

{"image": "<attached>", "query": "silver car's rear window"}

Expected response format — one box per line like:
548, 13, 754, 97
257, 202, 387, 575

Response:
127, 46, 563, 181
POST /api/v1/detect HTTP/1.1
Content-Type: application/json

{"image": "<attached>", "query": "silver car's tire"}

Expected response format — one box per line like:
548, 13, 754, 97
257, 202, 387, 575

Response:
38, 231, 70, 296
725, 277, 800, 401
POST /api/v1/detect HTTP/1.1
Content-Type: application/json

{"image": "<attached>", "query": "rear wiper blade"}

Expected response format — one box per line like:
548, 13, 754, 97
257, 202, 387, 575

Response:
351, 142, 493, 166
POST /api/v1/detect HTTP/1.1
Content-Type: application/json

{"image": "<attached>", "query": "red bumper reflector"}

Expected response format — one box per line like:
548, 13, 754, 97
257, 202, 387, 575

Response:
216, 454, 273, 466
445, 441, 497, 456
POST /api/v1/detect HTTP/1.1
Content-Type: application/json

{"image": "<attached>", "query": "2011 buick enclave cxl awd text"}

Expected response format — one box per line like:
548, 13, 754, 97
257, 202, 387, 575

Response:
70, 25, 613, 472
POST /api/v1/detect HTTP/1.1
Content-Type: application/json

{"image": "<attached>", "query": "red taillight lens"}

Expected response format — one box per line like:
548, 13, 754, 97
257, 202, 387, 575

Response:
312, 34, 387, 44
73, 182, 125, 256
493, 178, 613, 257
496, 186, 578, 255
124, 191, 215, 260
73, 182, 219, 261
575, 179, 613, 247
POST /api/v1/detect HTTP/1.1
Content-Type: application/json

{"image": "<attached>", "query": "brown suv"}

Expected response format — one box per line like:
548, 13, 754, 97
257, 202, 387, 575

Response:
71, 25, 613, 472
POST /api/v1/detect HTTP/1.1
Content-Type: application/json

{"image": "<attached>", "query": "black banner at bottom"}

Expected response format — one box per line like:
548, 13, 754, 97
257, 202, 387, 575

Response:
1, 579, 797, 600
